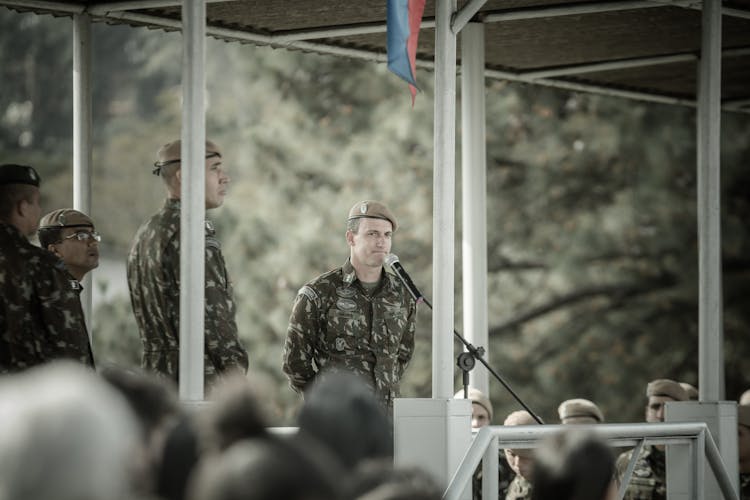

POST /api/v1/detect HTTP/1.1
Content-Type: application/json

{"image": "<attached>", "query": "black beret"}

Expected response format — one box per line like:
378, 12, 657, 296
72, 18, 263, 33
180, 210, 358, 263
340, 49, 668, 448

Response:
0, 164, 41, 187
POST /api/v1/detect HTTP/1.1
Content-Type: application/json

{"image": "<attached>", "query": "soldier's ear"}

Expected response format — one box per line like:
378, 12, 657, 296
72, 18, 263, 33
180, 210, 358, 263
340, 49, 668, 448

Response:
345, 229, 355, 247
47, 243, 62, 257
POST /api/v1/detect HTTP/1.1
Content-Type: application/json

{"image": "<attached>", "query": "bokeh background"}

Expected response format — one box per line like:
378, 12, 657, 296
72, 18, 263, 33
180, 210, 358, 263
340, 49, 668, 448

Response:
1, 7, 749, 425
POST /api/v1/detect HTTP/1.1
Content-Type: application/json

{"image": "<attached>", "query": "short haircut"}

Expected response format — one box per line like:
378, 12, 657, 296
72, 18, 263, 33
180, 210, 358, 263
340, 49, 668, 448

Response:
0, 184, 36, 221
38, 226, 63, 248
347, 217, 361, 234
532, 429, 614, 500
160, 162, 181, 189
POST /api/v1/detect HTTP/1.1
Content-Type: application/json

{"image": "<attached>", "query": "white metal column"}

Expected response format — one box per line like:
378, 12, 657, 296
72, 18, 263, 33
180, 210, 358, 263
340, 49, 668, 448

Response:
460, 22, 489, 394
433, 0, 458, 399
179, 0, 206, 401
697, 0, 723, 401
72, 14, 93, 334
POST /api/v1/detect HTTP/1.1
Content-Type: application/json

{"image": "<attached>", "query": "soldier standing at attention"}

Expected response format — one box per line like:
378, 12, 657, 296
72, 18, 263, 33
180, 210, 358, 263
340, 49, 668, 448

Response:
0, 164, 94, 371
127, 140, 248, 387
282, 200, 416, 411
615, 378, 688, 500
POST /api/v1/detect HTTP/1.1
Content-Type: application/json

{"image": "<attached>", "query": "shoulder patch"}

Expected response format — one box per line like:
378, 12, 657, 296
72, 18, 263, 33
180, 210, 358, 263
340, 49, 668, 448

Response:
298, 285, 319, 304
206, 236, 221, 250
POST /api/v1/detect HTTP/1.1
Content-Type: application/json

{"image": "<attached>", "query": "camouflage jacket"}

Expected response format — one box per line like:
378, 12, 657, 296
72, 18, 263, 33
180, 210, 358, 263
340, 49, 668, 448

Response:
126, 199, 248, 386
472, 450, 514, 500
282, 258, 416, 409
741, 473, 750, 500
616, 445, 666, 500
0, 222, 94, 371
505, 475, 532, 500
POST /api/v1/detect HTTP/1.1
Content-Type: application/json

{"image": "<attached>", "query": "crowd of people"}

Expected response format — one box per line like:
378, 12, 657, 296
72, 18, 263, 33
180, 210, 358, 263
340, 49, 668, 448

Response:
1, 148, 749, 500
457, 381, 750, 500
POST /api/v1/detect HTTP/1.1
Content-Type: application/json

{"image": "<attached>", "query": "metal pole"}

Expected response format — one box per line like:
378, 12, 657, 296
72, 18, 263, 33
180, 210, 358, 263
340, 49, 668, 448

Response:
72, 13, 93, 334
697, 0, 723, 402
460, 22, 489, 394
179, 0, 206, 401
432, 0, 457, 399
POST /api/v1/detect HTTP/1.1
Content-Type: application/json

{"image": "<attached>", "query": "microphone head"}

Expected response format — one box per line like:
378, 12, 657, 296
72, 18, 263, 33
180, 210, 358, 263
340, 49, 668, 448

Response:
384, 253, 400, 266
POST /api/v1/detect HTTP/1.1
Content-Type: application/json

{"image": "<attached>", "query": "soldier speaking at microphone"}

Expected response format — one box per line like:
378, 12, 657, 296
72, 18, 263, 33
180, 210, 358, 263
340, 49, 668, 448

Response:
282, 200, 417, 411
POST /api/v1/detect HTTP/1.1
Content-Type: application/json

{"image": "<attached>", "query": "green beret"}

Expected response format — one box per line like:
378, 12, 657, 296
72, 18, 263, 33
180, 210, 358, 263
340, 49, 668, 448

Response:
739, 405, 750, 427
348, 200, 398, 232
646, 378, 688, 401
0, 164, 40, 187
39, 209, 94, 229
454, 387, 493, 421
558, 398, 604, 424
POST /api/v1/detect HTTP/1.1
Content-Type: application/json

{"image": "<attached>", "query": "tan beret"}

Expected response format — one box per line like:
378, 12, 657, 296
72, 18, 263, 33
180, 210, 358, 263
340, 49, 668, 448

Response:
646, 378, 688, 401
740, 389, 750, 406
347, 200, 398, 232
680, 382, 699, 401
454, 387, 493, 421
39, 208, 94, 229
739, 405, 750, 427
558, 398, 604, 424
503, 410, 538, 426
153, 139, 221, 175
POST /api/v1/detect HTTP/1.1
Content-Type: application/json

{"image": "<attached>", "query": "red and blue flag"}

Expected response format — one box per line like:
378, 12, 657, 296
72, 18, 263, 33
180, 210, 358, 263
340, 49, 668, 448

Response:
387, 0, 426, 104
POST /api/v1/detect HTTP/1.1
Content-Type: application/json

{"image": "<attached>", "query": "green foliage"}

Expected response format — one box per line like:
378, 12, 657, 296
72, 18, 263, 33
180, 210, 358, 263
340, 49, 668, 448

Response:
2, 9, 749, 427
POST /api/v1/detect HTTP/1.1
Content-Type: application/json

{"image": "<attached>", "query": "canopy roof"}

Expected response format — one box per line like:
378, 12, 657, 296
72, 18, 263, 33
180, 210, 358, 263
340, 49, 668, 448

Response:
3, 1, 750, 111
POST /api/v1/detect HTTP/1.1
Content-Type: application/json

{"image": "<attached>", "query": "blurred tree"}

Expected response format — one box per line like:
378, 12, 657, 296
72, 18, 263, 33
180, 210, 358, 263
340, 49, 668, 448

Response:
1, 8, 748, 427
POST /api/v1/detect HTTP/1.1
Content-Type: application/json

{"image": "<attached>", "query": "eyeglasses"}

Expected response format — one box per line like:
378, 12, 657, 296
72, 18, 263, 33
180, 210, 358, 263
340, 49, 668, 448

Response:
60, 231, 101, 243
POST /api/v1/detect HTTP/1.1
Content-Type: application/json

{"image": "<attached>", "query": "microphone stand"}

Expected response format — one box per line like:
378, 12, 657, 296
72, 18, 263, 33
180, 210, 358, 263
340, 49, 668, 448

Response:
419, 295, 544, 424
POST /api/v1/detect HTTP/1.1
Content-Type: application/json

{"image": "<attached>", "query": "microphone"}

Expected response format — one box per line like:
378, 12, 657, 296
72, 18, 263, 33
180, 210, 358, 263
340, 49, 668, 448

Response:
385, 254, 424, 304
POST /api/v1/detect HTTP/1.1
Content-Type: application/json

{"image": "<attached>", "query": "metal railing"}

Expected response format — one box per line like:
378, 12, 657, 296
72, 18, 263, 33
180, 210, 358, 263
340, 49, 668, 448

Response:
444, 422, 739, 500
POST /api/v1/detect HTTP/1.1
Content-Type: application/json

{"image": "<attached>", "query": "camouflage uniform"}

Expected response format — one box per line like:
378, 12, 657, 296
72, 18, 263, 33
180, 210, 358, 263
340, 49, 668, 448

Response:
282, 258, 416, 409
741, 473, 750, 500
505, 475, 532, 500
472, 451, 514, 500
615, 445, 666, 500
127, 198, 248, 386
0, 222, 94, 371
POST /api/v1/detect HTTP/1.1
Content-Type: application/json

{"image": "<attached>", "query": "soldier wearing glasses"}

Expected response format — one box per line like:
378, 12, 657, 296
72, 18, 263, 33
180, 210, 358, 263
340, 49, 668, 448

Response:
0, 164, 94, 372
38, 209, 101, 282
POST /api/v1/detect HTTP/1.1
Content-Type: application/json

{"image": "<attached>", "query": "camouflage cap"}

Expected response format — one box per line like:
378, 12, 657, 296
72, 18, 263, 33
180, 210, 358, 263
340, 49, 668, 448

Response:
680, 382, 699, 401
646, 378, 688, 401
0, 163, 40, 187
558, 398, 604, 424
739, 405, 750, 427
347, 200, 398, 232
454, 387, 493, 421
153, 139, 222, 175
39, 208, 94, 229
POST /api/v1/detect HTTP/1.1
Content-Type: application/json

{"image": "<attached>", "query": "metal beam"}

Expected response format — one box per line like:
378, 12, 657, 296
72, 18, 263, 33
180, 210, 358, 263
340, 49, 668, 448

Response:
519, 52, 696, 80
451, 0, 486, 34
696, 0, 723, 402
179, 0, 206, 402
460, 22, 489, 394
72, 13, 92, 332
432, 0, 457, 400
86, 0, 224, 15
